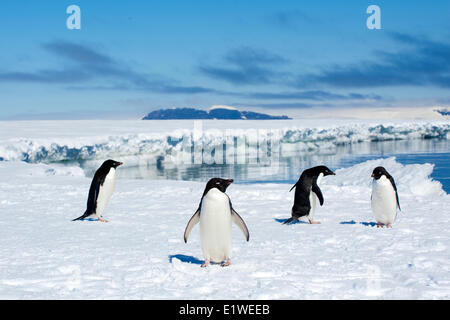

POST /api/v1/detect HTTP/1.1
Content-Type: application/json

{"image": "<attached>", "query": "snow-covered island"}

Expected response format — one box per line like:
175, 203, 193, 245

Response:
142, 105, 291, 120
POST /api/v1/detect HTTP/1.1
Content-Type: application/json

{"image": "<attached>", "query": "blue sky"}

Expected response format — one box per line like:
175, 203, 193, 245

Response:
0, 0, 449, 119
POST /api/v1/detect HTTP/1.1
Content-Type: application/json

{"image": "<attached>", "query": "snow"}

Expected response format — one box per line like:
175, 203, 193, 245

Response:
1, 157, 449, 299
209, 105, 239, 111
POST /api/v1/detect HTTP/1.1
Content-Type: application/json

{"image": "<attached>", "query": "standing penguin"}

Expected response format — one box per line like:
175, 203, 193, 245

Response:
284, 166, 335, 225
72, 159, 123, 222
371, 166, 400, 228
184, 178, 249, 268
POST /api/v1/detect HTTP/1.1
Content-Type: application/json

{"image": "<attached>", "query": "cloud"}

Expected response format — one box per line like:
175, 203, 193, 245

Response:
0, 69, 92, 83
199, 46, 290, 85
225, 47, 287, 66
239, 102, 318, 109
199, 65, 275, 85
0, 40, 215, 94
43, 41, 114, 65
67, 82, 215, 94
266, 10, 314, 30
0, 41, 386, 106
243, 90, 381, 101
238, 100, 387, 110
295, 32, 450, 88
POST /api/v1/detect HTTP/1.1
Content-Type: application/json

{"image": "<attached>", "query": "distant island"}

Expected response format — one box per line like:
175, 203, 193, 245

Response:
142, 106, 291, 120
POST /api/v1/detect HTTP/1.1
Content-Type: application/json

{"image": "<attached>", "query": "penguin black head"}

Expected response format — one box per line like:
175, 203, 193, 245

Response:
371, 166, 389, 180
204, 178, 234, 194
102, 159, 123, 169
308, 165, 335, 177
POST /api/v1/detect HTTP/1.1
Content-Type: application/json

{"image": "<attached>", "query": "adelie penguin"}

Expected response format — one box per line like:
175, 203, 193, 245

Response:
371, 166, 400, 228
184, 178, 250, 268
72, 160, 123, 222
284, 166, 335, 225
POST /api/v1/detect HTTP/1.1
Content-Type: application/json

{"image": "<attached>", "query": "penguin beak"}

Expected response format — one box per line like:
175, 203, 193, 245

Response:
117, 162, 123, 167
330, 171, 336, 175
371, 173, 375, 178
227, 179, 234, 185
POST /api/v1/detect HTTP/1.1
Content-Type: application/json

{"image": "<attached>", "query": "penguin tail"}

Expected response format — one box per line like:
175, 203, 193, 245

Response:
283, 217, 297, 225
72, 211, 89, 221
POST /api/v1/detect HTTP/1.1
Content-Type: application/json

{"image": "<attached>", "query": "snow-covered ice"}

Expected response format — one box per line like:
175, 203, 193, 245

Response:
0, 120, 448, 166
0, 157, 449, 299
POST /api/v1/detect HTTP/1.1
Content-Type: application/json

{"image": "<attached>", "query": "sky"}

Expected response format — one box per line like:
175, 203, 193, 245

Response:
0, 0, 449, 119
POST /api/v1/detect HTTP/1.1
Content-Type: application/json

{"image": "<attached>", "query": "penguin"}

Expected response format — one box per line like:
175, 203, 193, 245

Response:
371, 166, 400, 228
183, 178, 249, 268
284, 165, 335, 225
72, 159, 123, 222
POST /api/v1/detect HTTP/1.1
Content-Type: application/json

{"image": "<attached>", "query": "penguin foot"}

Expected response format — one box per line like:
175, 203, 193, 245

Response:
376, 222, 384, 228
386, 223, 393, 228
221, 259, 232, 267
98, 217, 109, 223
309, 219, 321, 224
201, 260, 210, 268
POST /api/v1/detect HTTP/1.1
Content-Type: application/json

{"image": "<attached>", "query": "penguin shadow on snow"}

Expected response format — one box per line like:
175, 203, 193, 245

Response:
168, 254, 204, 265
274, 218, 308, 225
168, 254, 230, 266
275, 218, 379, 227
340, 220, 378, 227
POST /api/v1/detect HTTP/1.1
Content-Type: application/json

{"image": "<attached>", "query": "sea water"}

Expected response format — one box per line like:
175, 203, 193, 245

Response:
112, 139, 449, 193
2, 120, 447, 193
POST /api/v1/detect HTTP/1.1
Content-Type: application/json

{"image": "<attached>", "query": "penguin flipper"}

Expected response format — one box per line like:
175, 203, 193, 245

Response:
86, 174, 104, 213
231, 208, 250, 241
73, 172, 105, 221
395, 191, 401, 211
312, 183, 324, 206
184, 209, 200, 243
388, 175, 401, 211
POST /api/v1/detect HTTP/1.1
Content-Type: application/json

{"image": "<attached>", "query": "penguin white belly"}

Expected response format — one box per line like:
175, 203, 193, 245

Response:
298, 192, 317, 222
95, 168, 116, 218
309, 192, 318, 219
371, 176, 397, 224
200, 188, 232, 263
